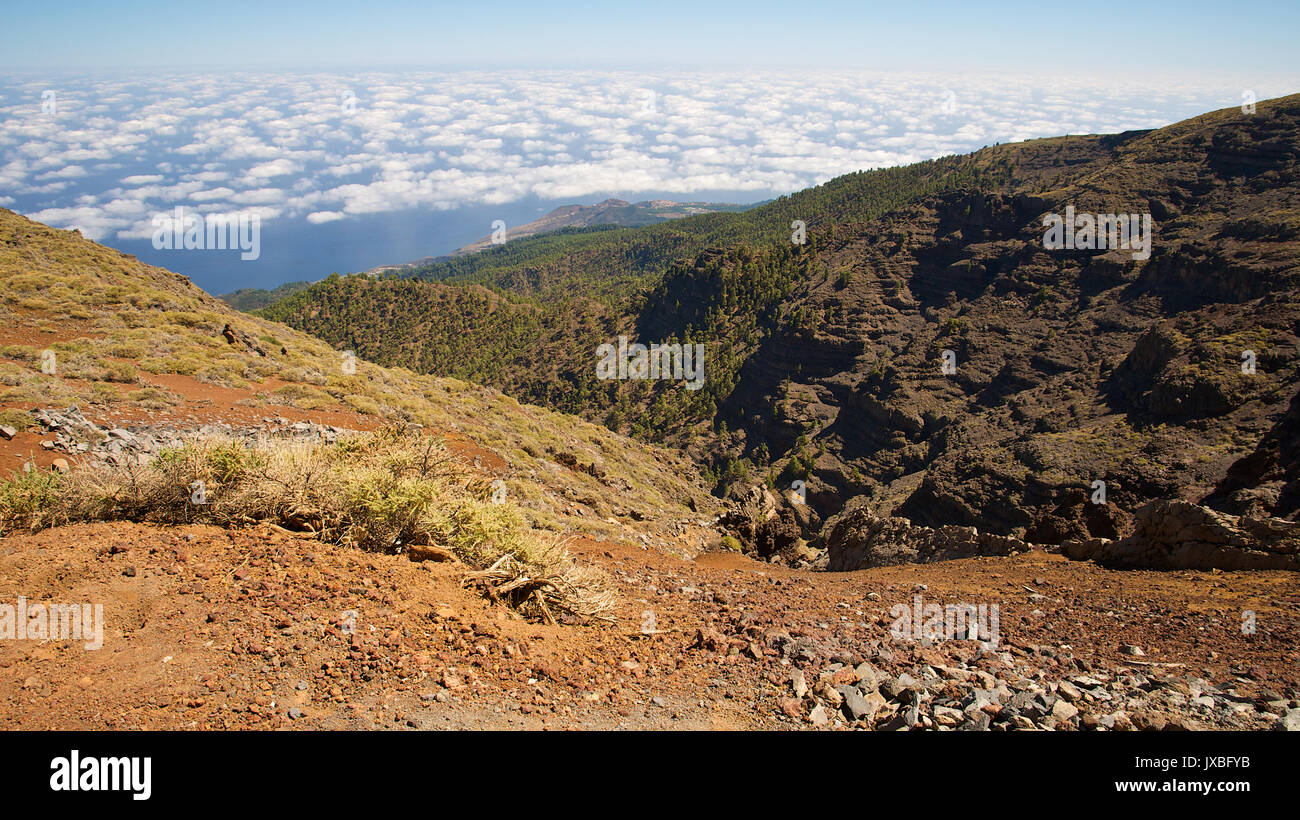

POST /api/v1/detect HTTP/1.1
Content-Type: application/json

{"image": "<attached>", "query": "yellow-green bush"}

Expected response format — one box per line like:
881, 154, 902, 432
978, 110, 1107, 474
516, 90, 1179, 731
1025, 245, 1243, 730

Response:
0, 430, 616, 622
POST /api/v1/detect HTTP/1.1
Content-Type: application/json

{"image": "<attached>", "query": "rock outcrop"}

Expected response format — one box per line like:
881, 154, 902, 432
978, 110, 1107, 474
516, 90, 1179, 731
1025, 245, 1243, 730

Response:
1203, 385, 1300, 520
826, 507, 1032, 571
722, 484, 822, 565
1062, 500, 1300, 571
30, 406, 348, 468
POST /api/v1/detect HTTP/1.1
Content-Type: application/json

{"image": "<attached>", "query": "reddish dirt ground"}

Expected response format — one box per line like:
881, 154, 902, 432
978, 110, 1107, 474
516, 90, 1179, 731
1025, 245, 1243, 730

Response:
0, 518, 1295, 730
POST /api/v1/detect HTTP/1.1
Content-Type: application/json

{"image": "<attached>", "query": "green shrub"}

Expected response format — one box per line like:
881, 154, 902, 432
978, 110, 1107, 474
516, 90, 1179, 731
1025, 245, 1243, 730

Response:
0, 469, 66, 534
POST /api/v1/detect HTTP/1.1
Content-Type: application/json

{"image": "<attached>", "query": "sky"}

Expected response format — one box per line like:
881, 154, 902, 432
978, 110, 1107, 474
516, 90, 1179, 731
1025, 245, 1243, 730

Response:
0, 2, 1296, 293
1, 0, 1297, 75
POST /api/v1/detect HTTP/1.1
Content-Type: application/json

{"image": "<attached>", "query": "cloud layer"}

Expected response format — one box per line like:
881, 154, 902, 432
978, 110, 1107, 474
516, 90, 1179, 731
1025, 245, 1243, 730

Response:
0, 70, 1281, 241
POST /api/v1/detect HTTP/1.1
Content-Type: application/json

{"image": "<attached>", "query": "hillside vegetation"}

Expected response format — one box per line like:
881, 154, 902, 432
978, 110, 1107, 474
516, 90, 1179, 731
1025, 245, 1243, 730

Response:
261, 94, 1300, 556
0, 207, 725, 615
219, 280, 314, 312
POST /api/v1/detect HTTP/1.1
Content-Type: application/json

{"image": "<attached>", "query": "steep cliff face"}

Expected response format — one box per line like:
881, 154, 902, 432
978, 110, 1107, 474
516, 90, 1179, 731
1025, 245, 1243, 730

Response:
1062, 500, 1300, 571
703, 97, 1300, 548
1204, 385, 1300, 518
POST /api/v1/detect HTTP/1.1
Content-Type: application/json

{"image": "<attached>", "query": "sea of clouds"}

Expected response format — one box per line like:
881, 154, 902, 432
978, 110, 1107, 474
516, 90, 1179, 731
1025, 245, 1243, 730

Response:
0, 70, 1290, 290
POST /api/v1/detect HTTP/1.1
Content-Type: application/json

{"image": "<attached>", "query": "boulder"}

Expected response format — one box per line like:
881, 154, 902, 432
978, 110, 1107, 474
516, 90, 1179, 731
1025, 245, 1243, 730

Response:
826, 507, 1032, 570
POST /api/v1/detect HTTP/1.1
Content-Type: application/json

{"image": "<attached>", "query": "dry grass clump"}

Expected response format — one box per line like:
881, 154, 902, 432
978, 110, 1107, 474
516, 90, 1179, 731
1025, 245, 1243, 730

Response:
463, 548, 618, 624
0, 429, 617, 622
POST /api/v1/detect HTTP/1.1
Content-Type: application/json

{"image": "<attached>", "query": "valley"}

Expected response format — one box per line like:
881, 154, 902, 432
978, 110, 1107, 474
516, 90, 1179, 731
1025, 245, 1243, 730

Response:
260, 95, 1300, 569
1, 97, 1298, 733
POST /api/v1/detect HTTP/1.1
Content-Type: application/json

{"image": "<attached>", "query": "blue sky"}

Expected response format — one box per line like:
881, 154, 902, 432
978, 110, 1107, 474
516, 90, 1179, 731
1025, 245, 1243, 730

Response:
1, 0, 1297, 75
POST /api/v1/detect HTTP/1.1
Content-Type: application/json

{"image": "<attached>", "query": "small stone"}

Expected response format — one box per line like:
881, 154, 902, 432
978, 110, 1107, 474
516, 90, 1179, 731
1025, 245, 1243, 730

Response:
1050, 698, 1079, 725
933, 705, 964, 727
839, 686, 875, 721
815, 681, 843, 709
959, 710, 992, 731
829, 667, 859, 686
854, 661, 883, 689
288, 707, 306, 720
884, 703, 921, 731
1120, 644, 1146, 657
882, 673, 919, 701
1276, 708, 1300, 731
790, 669, 808, 699
0, 425, 16, 440
808, 704, 829, 726
1145, 713, 1168, 731
1057, 680, 1082, 702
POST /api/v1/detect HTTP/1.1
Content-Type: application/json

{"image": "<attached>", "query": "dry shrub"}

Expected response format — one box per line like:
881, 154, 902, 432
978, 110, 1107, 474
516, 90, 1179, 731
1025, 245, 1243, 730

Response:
0, 429, 616, 622
463, 545, 618, 624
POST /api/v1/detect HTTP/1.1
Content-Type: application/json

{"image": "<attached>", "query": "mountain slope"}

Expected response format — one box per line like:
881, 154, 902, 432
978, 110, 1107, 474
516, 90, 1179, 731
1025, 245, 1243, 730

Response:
261, 154, 1002, 445
368, 198, 754, 275
0, 207, 721, 554
263, 94, 1300, 556
219, 280, 314, 312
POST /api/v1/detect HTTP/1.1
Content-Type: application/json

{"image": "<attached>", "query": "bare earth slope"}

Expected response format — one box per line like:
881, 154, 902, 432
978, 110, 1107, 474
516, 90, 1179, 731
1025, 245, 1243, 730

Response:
2, 521, 1296, 730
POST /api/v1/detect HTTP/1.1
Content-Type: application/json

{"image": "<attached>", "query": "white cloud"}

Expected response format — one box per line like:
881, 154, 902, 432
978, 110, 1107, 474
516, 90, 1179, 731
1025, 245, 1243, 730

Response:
4, 69, 1294, 238
37, 165, 87, 180
245, 158, 302, 179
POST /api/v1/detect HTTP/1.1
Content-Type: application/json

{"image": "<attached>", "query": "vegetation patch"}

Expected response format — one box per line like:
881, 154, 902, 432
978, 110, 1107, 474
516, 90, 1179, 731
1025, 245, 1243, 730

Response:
0, 429, 617, 622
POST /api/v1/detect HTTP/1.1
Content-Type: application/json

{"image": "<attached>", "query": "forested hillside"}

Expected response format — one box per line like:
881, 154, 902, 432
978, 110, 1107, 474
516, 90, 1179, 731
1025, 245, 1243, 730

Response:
263, 96, 1300, 553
